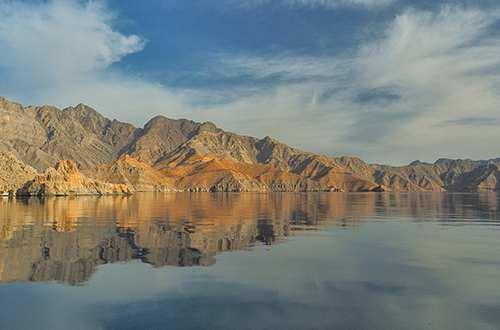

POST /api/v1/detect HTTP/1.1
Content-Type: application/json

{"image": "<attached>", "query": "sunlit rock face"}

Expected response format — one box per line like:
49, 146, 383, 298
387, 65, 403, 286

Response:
16, 160, 131, 196
83, 154, 177, 192
0, 150, 38, 193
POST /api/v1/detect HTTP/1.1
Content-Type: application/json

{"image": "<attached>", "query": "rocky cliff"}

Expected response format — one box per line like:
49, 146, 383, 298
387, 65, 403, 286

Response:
83, 154, 176, 192
160, 151, 329, 192
17, 160, 131, 196
0, 150, 38, 194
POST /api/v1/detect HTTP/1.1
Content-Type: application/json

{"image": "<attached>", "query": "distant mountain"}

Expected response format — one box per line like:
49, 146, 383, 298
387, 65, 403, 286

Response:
1, 95, 500, 193
408, 160, 432, 166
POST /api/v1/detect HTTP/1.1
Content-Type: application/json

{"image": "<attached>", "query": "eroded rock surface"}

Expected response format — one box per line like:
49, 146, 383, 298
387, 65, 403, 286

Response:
17, 160, 131, 196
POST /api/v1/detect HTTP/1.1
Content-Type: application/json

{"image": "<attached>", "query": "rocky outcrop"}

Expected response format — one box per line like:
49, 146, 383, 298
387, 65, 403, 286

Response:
457, 163, 500, 192
0, 150, 38, 194
16, 160, 131, 196
372, 159, 479, 192
159, 150, 328, 192
155, 136, 375, 192
84, 155, 176, 192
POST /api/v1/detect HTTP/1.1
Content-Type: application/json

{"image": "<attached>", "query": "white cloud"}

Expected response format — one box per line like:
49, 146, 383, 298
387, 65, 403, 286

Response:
0, 0, 187, 125
0, 0, 144, 78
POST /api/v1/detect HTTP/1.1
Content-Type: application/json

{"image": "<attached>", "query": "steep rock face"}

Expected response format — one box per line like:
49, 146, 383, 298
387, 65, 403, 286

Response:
155, 129, 378, 191
0, 151, 38, 193
0, 97, 51, 170
17, 160, 131, 196
64, 103, 137, 151
160, 151, 328, 192
0, 97, 138, 172
84, 155, 176, 192
31, 104, 137, 171
458, 163, 500, 192
121, 115, 201, 165
373, 166, 445, 192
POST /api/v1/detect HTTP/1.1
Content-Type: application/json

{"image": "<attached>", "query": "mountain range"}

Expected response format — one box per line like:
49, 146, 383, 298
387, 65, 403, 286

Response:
1, 95, 500, 194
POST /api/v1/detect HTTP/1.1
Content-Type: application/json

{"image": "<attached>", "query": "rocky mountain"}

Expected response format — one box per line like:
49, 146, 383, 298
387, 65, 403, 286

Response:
0, 96, 382, 192
1, 95, 500, 192
152, 124, 379, 191
0, 97, 138, 171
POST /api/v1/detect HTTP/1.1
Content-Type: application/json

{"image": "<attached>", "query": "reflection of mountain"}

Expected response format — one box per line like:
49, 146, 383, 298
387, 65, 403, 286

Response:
1, 192, 499, 286
0, 193, 354, 286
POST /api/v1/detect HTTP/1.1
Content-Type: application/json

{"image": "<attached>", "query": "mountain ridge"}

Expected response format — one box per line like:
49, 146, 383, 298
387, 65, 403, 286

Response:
1, 96, 500, 193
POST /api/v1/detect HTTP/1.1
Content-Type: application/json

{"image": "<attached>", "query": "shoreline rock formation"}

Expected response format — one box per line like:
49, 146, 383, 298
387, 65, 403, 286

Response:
0, 150, 38, 195
16, 160, 131, 196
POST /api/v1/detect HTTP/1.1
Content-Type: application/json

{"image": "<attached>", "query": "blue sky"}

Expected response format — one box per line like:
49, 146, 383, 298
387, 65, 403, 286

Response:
1, 0, 500, 165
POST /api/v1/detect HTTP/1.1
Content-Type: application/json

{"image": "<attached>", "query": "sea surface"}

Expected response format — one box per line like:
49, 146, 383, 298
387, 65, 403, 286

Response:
0, 192, 499, 330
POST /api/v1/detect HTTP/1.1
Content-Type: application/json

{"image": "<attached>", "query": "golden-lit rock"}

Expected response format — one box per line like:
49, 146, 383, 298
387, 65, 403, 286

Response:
0, 150, 38, 194
84, 154, 176, 192
159, 150, 328, 192
16, 160, 131, 196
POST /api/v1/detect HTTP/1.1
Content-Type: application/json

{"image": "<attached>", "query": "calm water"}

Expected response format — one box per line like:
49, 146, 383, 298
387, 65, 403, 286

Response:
0, 192, 499, 330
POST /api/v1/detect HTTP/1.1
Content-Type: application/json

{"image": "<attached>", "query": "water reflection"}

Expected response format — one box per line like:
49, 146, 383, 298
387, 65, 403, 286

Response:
0, 192, 499, 286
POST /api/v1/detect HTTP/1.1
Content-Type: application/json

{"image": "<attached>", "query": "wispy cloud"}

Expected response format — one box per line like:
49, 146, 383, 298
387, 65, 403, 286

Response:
284, 0, 397, 9
437, 117, 500, 127
0, 0, 144, 78
194, 6, 500, 164
223, 0, 397, 9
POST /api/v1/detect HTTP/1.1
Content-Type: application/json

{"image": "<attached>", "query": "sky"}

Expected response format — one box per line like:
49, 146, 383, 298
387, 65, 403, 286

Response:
1, 0, 500, 165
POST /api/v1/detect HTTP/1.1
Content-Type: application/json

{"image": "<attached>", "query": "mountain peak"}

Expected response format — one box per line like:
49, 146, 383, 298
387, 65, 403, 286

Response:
409, 160, 431, 166
198, 121, 219, 132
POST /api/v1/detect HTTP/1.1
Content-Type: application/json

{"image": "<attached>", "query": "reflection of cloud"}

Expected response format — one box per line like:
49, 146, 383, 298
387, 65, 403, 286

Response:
92, 280, 357, 330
